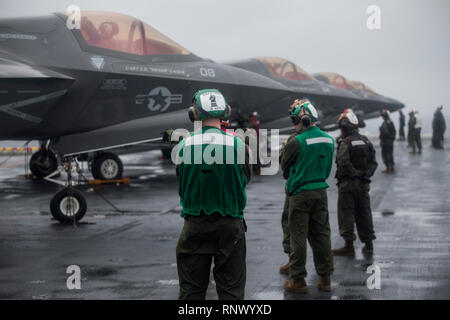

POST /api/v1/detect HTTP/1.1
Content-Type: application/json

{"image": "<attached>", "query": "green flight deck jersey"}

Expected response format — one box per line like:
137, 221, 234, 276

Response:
176, 126, 250, 218
284, 126, 335, 196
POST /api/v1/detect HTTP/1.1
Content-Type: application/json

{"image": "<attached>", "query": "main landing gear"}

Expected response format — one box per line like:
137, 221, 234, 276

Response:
90, 152, 123, 180
33, 149, 125, 223
29, 144, 124, 182
29, 141, 58, 179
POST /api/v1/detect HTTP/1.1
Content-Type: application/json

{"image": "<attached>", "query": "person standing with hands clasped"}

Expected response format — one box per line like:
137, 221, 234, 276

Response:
175, 89, 251, 300
281, 99, 335, 293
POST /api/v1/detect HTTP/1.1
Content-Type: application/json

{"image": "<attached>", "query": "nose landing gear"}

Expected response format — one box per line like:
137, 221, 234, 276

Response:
50, 187, 87, 223
46, 157, 87, 224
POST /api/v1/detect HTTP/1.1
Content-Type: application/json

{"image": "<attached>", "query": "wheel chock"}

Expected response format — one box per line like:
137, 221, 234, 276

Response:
88, 178, 130, 185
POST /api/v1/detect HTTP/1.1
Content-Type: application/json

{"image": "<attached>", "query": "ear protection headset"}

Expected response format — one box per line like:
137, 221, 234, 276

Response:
188, 106, 196, 122
300, 113, 312, 127
290, 103, 312, 127
289, 104, 302, 125
188, 90, 231, 122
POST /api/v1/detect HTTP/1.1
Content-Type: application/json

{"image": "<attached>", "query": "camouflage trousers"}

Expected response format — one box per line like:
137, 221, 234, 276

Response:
176, 214, 246, 300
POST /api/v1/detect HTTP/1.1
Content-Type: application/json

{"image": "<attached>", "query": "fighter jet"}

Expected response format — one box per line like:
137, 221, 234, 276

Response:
226, 57, 402, 132
224, 57, 374, 132
0, 11, 296, 222
313, 72, 404, 120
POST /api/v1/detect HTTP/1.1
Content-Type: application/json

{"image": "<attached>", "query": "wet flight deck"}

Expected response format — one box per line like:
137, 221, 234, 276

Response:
0, 138, 449, 300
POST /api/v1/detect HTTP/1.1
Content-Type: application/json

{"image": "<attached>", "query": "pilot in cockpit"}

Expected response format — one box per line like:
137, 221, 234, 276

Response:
97, 21, 119, 50
80, 16, 119, 50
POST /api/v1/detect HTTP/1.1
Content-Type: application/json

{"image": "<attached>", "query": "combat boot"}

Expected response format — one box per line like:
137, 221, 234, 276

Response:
332, 241, 355, 256
318, 276, 331, 292
279, 262, 290, 275
362, 241, 374, 255
284, 278, 308, 294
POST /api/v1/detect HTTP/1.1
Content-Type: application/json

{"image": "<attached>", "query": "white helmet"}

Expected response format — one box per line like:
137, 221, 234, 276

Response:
338, 108, 359, 127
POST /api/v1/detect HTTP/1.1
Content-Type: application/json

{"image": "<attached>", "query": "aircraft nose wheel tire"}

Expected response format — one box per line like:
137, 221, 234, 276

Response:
50, 188, 87, 223
29, 150, 58, 179
91, 153, 123, 180
161, 146, 173, 160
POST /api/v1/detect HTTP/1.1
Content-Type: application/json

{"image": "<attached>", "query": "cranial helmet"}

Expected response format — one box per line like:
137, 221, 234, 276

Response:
380, 109, 390, 119
338, 108, 359, 128
289, 98, 318, 126
188, 89, 231, 122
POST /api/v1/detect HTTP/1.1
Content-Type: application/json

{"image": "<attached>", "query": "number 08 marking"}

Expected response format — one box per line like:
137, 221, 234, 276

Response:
199, 68, 216, 78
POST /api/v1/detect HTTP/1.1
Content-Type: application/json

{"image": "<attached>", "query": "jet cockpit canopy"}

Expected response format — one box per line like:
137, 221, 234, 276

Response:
65, 11, 191, 56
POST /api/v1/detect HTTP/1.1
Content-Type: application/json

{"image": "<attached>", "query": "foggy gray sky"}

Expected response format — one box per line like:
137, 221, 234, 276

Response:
1, 0, 449, 135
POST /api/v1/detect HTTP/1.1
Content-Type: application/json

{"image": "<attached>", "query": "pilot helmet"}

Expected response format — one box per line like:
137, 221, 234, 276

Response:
188, 89, 231, 122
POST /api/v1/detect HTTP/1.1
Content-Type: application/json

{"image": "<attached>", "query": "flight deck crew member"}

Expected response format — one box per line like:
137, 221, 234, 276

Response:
398, 110, 406, 141
407, 110, 415, 148
379, 109, 396, 173
409, 109, 422, 154
281, 99, 335, 293
248, 111, 261, 138
332, 109, 378, 256
278, 106, 304, 275
175, 89, 251, 300
432, 106, 446, 149
248, 111, 261, 175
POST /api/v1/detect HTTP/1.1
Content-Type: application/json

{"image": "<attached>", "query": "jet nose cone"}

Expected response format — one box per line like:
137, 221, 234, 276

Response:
383, 97, 405, 112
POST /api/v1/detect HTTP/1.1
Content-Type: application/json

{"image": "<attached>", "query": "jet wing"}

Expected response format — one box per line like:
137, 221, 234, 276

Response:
53, 109, 192, 157
0, 54, 74, 139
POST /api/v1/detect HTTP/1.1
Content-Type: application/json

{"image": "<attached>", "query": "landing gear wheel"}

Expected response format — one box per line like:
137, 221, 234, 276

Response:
161, 146, 173, 160
161, 129, 176, 160
91, 153, 123, 180
50, 188, 87, 223
29, 150, 58, 179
